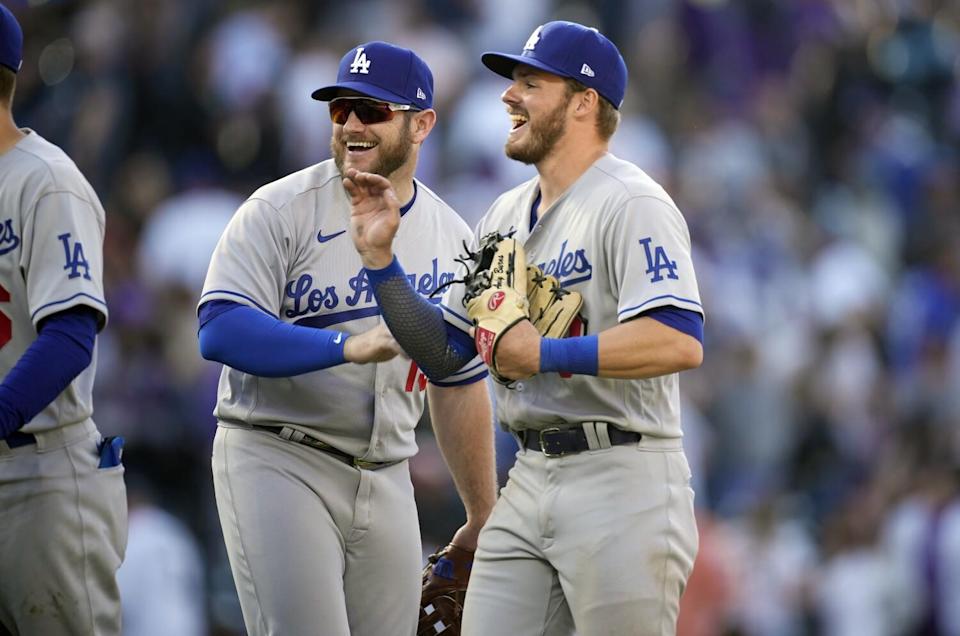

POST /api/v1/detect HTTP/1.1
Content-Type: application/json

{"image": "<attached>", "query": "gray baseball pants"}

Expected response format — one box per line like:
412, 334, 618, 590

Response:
461, 436, 698, 636
0, 420, 127, 635
212, 424, 422, 636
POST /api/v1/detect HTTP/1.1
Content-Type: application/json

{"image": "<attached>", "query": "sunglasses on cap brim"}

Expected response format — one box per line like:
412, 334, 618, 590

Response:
328, 97, 420, 126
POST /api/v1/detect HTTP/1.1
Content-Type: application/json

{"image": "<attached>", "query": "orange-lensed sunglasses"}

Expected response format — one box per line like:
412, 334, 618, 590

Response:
328, 97, 418, 125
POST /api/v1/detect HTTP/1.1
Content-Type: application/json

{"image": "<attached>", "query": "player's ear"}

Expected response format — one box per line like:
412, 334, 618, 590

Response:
409, 108, 437, 144
573, 89, 599, 119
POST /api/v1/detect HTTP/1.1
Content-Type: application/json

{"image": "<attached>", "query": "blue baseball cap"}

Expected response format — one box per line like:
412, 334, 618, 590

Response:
482, 21, 627, 109
312, 41, 433, 109
0, 2, 23, 73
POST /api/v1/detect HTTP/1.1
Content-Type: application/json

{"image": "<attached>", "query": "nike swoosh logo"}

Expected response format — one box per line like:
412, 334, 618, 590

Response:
317, 229, 347, 243
333, 332, 343, 344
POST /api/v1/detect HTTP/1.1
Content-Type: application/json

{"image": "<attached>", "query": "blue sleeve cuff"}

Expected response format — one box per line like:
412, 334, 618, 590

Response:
363, 256, 404, 287
198, 299, 245, 330
640, 306, 703, 344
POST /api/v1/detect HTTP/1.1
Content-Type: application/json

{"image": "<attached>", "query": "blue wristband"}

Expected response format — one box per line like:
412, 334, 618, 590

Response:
363, 255, 404, 287
539, 335, 599, 376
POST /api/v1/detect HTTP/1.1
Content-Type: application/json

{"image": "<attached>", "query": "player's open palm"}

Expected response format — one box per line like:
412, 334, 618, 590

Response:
343, 323, 406, 364
343, 168, 400, 268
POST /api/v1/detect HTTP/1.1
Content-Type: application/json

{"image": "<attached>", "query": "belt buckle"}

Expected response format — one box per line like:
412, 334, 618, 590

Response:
539, 427, 564, 458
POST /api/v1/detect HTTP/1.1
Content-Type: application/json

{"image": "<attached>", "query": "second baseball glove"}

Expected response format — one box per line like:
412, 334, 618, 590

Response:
461, 232, 528, 383
526, 265, 583, 338
418, 544, 474, 636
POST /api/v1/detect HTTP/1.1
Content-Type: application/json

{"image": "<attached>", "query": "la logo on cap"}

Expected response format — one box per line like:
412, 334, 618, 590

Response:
524, 25, 543, 51
349, 47, 371, 74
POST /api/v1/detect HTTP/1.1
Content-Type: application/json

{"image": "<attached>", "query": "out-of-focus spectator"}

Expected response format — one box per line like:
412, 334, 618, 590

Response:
117, 477, 207, 636
677, 512, 739, 636
726, 499, 818, 636
814, 486, 915, 636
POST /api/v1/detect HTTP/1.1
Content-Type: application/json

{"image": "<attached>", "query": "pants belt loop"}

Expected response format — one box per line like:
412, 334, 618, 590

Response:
511, 430, 526, 453
279, 426, 306, 443
32, 420, 97, 452
278, 426, 309, 445
582, 422, 601, 451
595, 422, 612, 449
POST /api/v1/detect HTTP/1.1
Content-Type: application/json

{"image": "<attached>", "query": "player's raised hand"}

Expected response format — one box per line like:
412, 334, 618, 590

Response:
343, 323, 406, 364
343, 168, 400, 269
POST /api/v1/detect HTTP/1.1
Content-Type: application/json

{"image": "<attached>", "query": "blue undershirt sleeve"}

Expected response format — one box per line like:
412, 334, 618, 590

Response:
197, 301, 348, 377
640, 306, 704, 344
0, 307, 99, 438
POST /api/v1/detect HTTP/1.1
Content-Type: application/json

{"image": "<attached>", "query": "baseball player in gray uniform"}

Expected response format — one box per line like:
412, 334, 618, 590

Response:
0, 4, 127, 634
346, 21, 704, 636
198, 41, 497, 636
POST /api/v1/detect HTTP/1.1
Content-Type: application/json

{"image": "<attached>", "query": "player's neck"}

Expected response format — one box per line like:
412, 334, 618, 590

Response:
0, 110, 25, 156
387, 162, 417, 209
535, 135, 607, 211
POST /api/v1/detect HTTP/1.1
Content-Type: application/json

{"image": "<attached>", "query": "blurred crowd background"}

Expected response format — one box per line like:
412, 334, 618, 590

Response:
6, 0, 960, 634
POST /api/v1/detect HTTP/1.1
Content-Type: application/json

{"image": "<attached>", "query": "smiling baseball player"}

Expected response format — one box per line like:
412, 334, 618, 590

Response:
346, 21, 704, 636
0, 4, 127, 634
198, 42, 496, 636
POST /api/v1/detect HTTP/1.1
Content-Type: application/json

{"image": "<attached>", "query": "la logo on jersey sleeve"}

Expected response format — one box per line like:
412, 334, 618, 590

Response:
638, 237, 678, 283
58, 233, 92, 280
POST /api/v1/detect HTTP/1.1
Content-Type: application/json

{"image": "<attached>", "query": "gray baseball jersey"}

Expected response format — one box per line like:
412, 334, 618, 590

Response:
0, 130, 125, 635
0, 129, 107, 431
442, 152, 703, 437
200, 159, 485, 462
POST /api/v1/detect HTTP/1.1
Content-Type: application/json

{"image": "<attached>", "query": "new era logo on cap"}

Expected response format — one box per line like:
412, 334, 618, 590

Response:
312, 41, 434, 109
481, 21, 628, 109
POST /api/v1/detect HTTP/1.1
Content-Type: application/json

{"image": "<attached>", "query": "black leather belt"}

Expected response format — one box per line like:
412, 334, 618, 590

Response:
5, 431, 36, 448
251, 425, 397, 470
520, 426, 642, 457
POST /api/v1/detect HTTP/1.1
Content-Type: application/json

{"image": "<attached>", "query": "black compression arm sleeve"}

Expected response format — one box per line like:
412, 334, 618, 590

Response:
364, 257, 475, 381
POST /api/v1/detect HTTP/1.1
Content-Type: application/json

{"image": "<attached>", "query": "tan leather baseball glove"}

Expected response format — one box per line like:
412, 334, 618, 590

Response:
461, 232, 529, 383
525, 265, 583, 338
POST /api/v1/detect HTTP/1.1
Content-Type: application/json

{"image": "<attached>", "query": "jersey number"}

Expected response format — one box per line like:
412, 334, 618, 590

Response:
405, 361, 427, 392
0, 283, 11, 349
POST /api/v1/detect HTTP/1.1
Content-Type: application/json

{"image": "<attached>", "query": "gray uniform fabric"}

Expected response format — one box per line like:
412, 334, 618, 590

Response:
0, 130, 126, 635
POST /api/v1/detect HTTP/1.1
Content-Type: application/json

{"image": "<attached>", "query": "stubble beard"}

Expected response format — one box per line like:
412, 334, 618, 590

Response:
333, 123, 413, 179
505, 97, 570, 165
